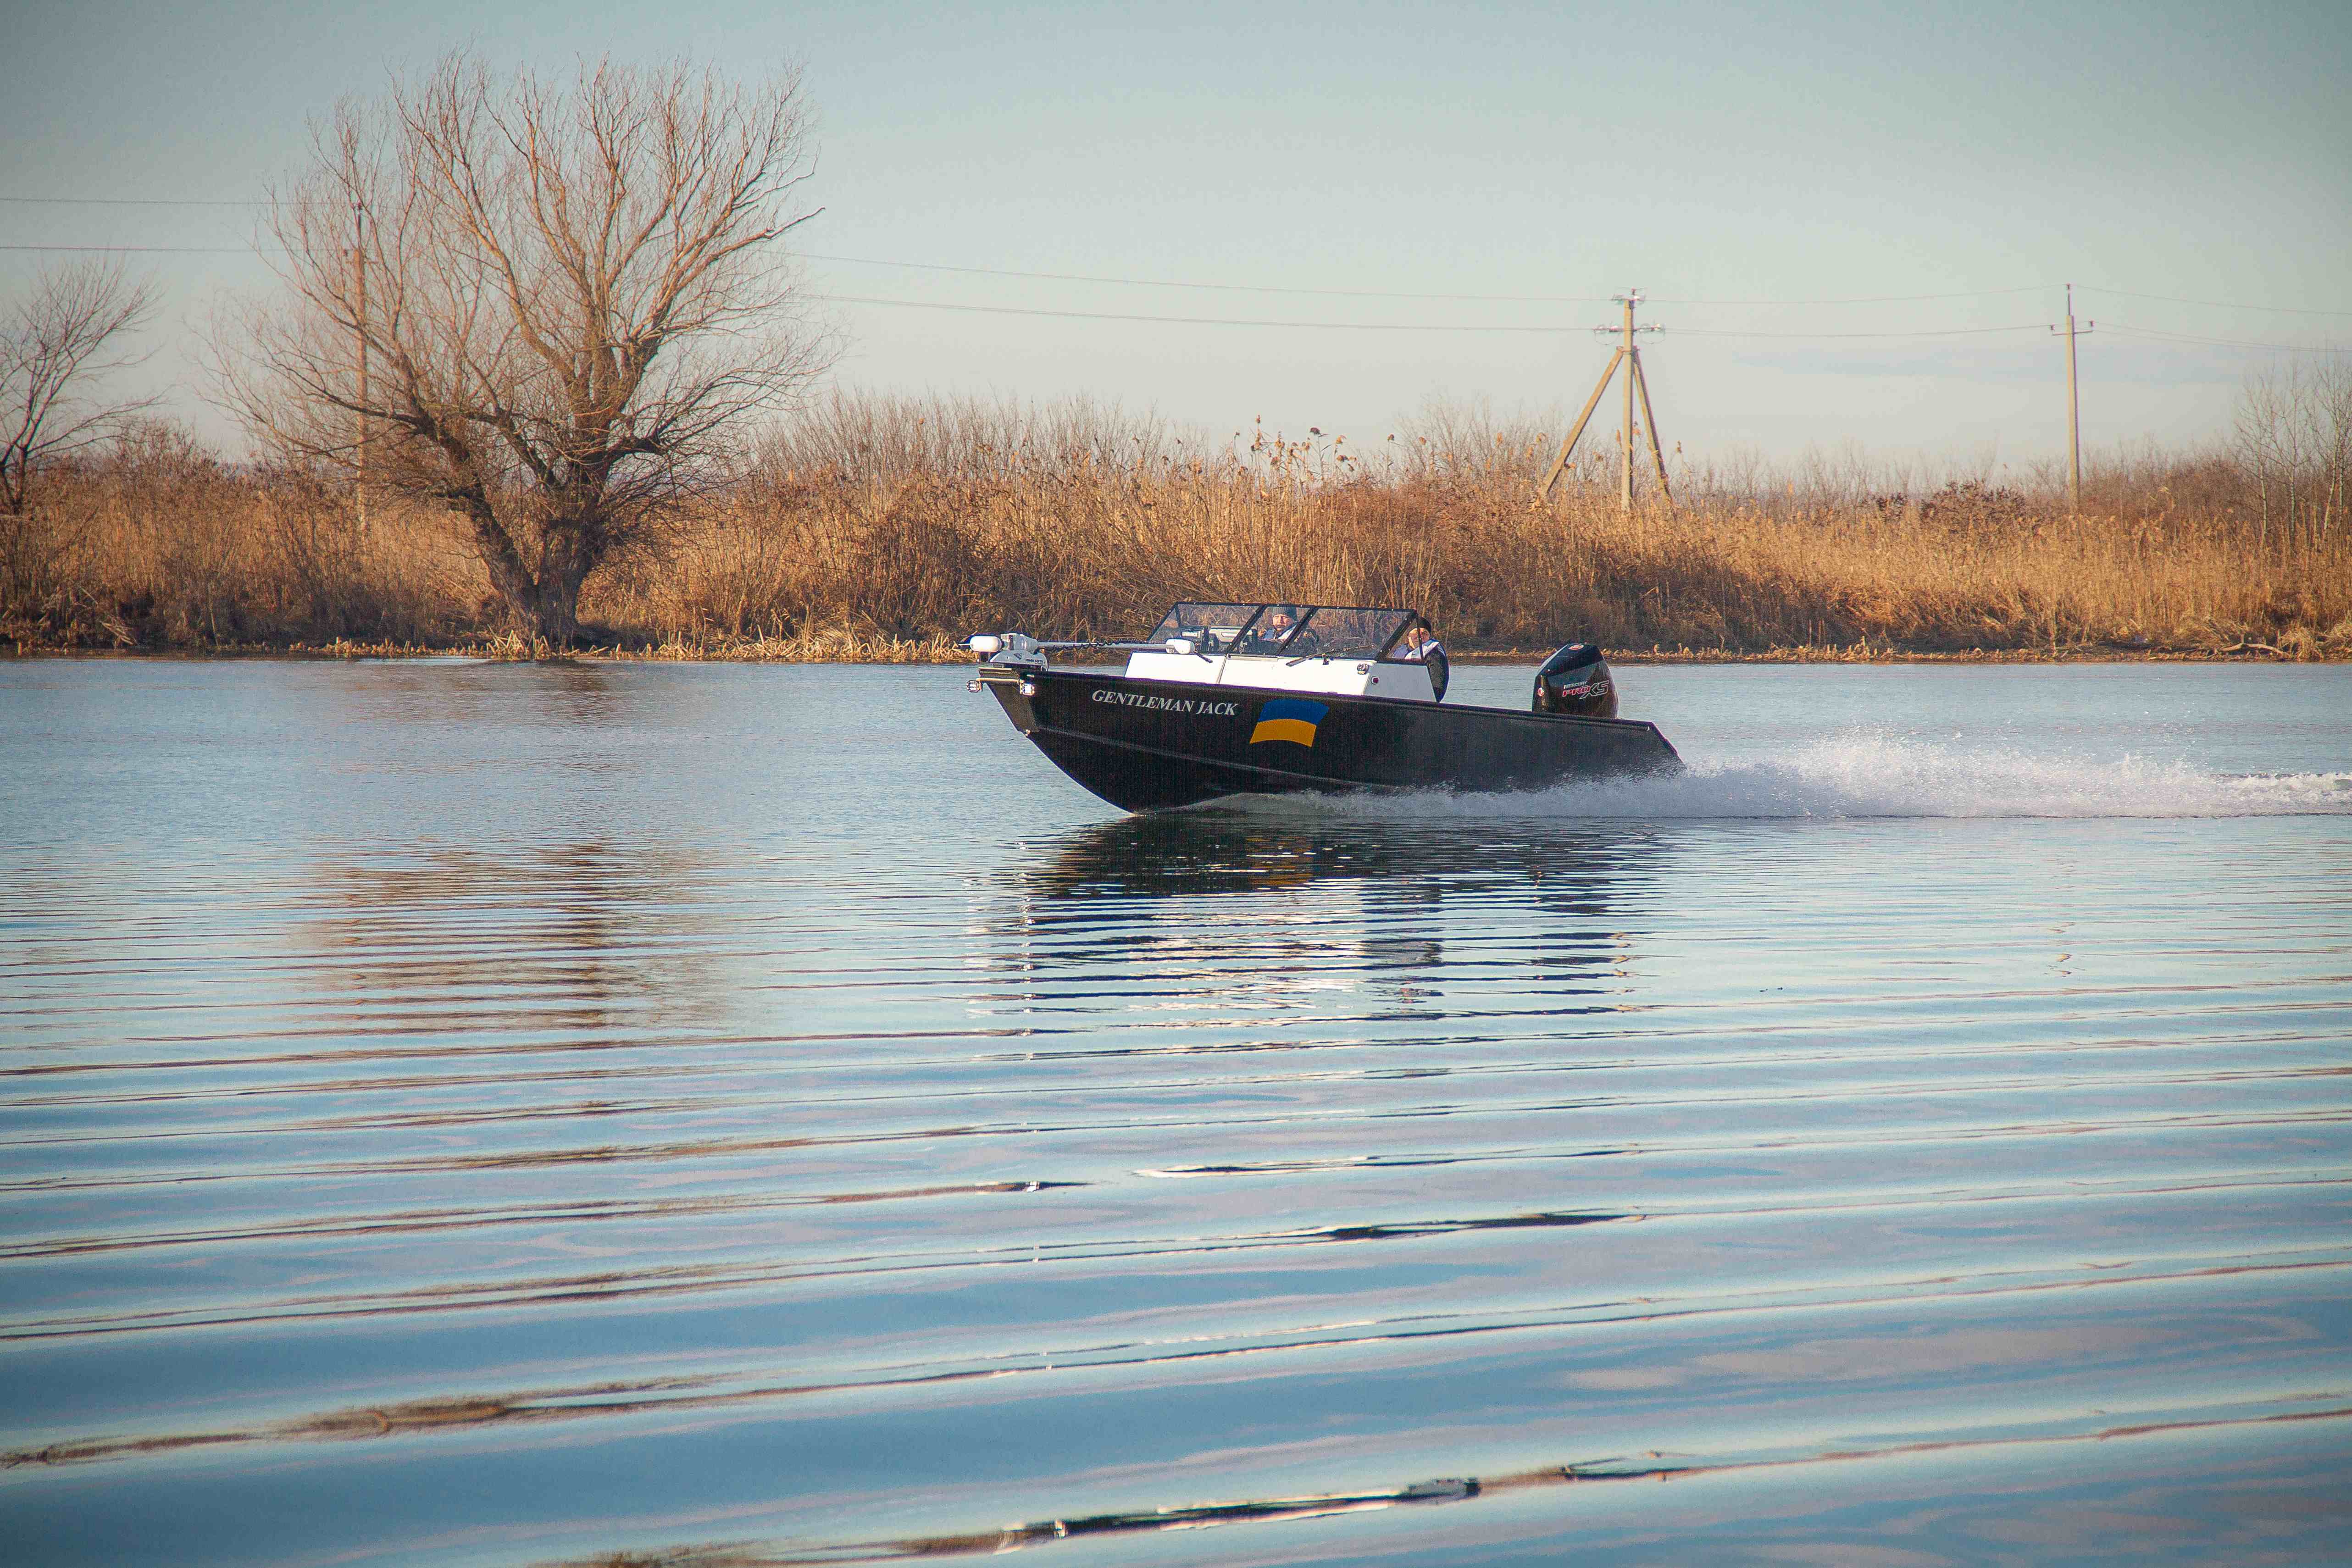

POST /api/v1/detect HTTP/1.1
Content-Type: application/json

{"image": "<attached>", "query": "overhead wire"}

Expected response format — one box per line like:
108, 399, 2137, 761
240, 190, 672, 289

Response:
807, 253, 1614, 303
793, 255, 2055, 307
2101, 324, 2347, 354
1, 243, 255, 254
2080, 286, 2352, 319
0, 205, 2345, 345
820, 294, 1576, 330
0, 196, 259, 208
0, 202, 2040, 304
1651, 286, 2052, 305
1661, 323, 2049, 340
5, 200, 2346, 315
0, 201, 2045, 304
824, 294, 2037, 334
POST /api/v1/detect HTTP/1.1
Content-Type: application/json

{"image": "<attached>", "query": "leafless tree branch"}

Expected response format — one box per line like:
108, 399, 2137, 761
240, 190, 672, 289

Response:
0, 260, 161, 515
213, 51, 838, 644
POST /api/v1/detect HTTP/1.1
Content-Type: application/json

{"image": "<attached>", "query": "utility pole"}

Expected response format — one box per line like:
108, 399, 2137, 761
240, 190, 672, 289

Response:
1619, 293, 1636, 510
2052, 283, 2094, 515
351, 206, 369, 534
1538, 288, 1671, 511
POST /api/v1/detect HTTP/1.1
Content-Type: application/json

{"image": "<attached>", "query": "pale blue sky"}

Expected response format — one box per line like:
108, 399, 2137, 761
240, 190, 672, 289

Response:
5, 0, 2346, 469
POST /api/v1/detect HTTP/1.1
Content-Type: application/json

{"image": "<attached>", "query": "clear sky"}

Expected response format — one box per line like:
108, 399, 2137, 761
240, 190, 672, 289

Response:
5, 0, 2346, 471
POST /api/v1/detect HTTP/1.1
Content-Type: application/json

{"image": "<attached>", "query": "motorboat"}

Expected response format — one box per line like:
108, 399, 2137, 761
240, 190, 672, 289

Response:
966, 601, 1681, 811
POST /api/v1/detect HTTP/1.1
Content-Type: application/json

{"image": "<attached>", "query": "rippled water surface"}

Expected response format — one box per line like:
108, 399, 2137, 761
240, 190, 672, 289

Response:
4, 659, 2349, 1567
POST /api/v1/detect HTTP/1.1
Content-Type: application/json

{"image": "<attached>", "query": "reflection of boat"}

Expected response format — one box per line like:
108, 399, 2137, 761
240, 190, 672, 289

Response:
967, 602, 1681, 811
1023, 812, 1635, 914
993, 813, 1650, 1005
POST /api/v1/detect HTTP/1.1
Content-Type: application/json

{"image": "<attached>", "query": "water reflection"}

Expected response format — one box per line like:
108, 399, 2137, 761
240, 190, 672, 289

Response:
296, 839, 723, 1049
984, 809, 1659, 1019
1016, 809, 1658, 914
344, 654, 632, 733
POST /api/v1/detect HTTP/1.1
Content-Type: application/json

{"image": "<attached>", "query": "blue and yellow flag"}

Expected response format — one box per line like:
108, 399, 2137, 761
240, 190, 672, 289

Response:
1249, 697, 1328, 748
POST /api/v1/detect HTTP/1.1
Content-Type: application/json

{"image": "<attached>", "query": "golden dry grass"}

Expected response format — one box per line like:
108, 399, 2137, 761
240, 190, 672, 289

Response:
607, 394, 2351, 659
6, 399, 2347, 660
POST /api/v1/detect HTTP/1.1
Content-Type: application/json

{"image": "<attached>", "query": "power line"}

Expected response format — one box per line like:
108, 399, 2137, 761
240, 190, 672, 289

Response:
1665, 323, 2050, 340
0, 204, 2033, 304
0, 205, 2047, 304
0, 236, 2051, 307
828, 296, 2339, 353
2082, 286, 2352, 319
819, 294, 1582, 330
2, 236, 2346, 350
1654, 285, 2052, 305
822, 294, 2064, 338
0, 196, 258, 208
1, 207, 2348, 318
0, 243, 255, 254
807, 252, 1611, 304
803, 253, 2053, 307
2102, 323, 2347, 354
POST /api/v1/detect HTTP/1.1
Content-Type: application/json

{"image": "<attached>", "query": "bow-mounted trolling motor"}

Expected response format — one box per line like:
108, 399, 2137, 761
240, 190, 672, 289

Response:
963, 632, 1053, 698
1533, 643, 1617, 719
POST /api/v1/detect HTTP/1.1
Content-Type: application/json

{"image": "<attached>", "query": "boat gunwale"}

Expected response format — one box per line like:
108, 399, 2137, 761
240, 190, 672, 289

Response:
982, 664, 1674, 742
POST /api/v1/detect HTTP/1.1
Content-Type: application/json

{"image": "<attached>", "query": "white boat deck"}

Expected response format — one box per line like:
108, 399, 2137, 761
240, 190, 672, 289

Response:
1122, 650, 1437, 703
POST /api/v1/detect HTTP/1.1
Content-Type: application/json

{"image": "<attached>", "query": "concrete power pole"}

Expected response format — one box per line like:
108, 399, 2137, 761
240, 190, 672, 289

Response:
2053, 283, 2095, 515
1539, 288, 1671, 512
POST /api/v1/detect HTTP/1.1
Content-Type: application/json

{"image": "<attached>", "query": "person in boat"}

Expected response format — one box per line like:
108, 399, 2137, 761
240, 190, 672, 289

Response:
1246, 605, 1316, 656
1397, 622, 1450, 701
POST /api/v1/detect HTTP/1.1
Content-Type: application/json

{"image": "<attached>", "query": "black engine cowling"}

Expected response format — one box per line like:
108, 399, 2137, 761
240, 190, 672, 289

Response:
1533, 643, 1617, 719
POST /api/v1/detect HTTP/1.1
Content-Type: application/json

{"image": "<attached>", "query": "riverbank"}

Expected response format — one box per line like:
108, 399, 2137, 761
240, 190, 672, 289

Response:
5, 636, 2330, 663
6, 396, 2347, 662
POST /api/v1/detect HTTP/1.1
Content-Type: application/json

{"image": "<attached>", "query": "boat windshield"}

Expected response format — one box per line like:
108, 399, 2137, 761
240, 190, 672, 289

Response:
1146, 603, 1264, 654
1299, 607, 1418, 659
1146, 603, 1419, 659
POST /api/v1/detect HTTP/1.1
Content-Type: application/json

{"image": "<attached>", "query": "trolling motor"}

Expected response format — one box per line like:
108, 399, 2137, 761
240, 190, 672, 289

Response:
1533, 643, 1617, 719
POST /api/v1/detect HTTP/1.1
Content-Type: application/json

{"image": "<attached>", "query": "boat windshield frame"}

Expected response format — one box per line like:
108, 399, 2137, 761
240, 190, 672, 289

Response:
1146, 602, 1425, 660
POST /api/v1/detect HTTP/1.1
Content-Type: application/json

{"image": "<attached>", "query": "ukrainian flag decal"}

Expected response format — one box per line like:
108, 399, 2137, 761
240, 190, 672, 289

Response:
1249, 697, 1328, 748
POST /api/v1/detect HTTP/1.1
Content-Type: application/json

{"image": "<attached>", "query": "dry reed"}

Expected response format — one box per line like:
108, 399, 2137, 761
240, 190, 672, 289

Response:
6, 395, 2347, 661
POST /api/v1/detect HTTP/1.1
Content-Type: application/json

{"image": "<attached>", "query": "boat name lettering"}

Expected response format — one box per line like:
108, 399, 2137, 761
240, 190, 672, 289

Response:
1091, 690, 1241, 716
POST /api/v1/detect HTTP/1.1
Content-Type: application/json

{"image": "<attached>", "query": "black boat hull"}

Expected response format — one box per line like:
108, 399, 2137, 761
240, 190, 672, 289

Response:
979, 667, 1681, 811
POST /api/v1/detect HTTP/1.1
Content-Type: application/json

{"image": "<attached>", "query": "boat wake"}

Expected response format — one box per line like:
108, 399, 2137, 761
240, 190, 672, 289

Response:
1270, 733, 2352, 820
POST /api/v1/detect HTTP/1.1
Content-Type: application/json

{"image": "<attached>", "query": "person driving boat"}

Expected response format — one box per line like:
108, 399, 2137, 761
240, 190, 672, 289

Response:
1244, 606, 1315, 655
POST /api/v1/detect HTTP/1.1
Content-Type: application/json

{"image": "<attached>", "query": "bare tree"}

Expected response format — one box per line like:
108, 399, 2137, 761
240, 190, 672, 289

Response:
2318, 356, 2352, 543
0, 260, 159, 515
220, 54, 834, 646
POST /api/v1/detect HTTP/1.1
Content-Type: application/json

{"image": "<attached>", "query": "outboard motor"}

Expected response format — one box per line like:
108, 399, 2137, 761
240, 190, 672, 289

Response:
1533, 643, 1617, 719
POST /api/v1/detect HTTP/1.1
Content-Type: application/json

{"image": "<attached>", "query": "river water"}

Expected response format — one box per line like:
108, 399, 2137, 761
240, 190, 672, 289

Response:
2, 659, 2348, 1567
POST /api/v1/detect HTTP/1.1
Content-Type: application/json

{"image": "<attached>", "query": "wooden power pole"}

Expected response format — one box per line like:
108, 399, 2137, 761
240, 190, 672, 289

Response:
2053, 282, 2094, 515
351, 206, 369, 534
1538, 288, 1670, 510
